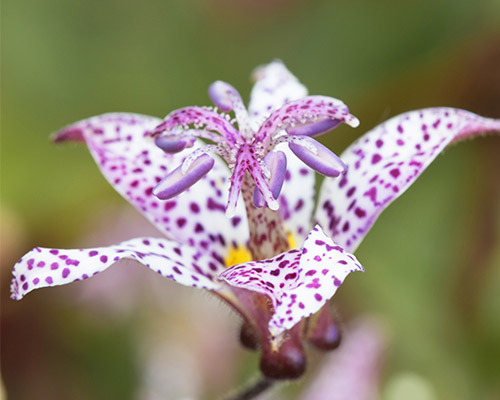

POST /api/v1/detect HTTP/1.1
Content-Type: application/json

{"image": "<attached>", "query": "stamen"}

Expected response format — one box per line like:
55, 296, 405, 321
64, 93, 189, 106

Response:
253, 151, 287, 208
181, 145, 219, 174
153, 154, 215, 200
288, 137, 346, 177
208, 80, 254, 140
287, 118, 342, 137
155, 135, 196, 154
208, 81, 235, 113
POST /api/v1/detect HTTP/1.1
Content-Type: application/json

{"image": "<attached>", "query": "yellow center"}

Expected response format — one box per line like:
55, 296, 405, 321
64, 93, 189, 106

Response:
224, 232, 298, 268
224, 246, 253, 268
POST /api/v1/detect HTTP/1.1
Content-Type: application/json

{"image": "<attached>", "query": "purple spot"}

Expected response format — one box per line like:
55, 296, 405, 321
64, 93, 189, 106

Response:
371, 154, 381, 164
62, 268, 71, 278
190, 202, 200, 213
176, 218, 187, 228
390, 168, 401, 178
314, 293, 323, 301
37, 261, 45, 268
376, 139, 384, 148
164, 201, 177, 211
45, 276, 53, 284
22, 282, 28, 291
100, 255, 108, 263
342, 222, 350, 232
334, 278, 342, 287
354, 208, 366, 218
89, 251, 98, 257
50, 249, 59, 255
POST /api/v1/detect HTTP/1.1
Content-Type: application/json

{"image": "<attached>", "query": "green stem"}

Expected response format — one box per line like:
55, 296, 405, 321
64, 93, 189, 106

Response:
221, 377, 275, 400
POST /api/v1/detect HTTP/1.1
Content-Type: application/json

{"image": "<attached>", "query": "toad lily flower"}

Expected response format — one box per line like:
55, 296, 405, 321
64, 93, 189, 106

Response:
11, 61, 500, 381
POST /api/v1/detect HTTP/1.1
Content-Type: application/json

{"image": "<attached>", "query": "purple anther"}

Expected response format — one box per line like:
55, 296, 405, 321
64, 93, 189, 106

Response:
289, 137, 346, 178
208, 81, 238, 112
153, 154, 215, 200
253, 151, 287, 207
287, 118, 342, 137
155, 135, 195, 154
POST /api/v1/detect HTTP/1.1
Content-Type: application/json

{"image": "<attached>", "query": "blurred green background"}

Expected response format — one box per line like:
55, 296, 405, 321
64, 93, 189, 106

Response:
2, 0, 500, 399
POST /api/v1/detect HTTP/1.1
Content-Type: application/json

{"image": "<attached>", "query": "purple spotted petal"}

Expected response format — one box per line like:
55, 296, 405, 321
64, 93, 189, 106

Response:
248, 60, 308, 129
316, 108, 500, 252
53, 113, 249, 257
256, 96, 359, 144
11, 237, 224, 300
220, 225, 363, 336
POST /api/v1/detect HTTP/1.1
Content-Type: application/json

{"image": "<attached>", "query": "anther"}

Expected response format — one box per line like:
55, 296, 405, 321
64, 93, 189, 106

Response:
288, 137, 346, 177
253, 151, 287, 208
153, 154, 215, 200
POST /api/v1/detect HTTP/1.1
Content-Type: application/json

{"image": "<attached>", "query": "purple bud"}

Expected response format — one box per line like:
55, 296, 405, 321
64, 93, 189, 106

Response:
155, 135, 195, 154
153, 154, 215, 200
287, 118, 342, 137
208, 81, 237, 112
289, 137, 346, 177
253, 151, 287, 207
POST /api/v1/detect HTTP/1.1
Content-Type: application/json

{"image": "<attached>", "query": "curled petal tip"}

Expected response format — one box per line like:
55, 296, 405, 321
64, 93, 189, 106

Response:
289, 138, 346, 178
153, 154, 215, 200
51, 126, 86, 143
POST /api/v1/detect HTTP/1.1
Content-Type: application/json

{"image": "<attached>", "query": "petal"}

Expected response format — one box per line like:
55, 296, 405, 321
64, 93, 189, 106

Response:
316, 108, 500, 252
248, 60, 308, 129
11, 237, 224, 300
220, 225, 363, 336
54, 113, 249, 257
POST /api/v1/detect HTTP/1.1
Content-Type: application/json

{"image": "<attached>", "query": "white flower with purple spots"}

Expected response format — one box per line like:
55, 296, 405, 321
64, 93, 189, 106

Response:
11, 61, 500, 380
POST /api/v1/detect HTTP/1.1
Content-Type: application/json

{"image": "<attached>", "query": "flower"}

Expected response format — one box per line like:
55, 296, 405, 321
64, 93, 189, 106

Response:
10, 61, 500, 380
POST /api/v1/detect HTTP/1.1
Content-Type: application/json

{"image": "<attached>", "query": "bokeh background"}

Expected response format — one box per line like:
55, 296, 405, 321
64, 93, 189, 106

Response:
2, 0, 500, 399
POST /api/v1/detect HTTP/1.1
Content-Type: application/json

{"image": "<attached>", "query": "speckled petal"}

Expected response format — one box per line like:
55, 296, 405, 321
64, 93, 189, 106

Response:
316, 108, 500, 252
248, 60, 308, 129
53, 113, 249, 257
11, 237, 224, 300
220, 225, 363, 336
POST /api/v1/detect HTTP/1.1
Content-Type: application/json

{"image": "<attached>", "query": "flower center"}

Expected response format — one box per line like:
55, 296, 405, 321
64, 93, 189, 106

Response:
224, 245, 253, 268
150, 81, 359, 217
